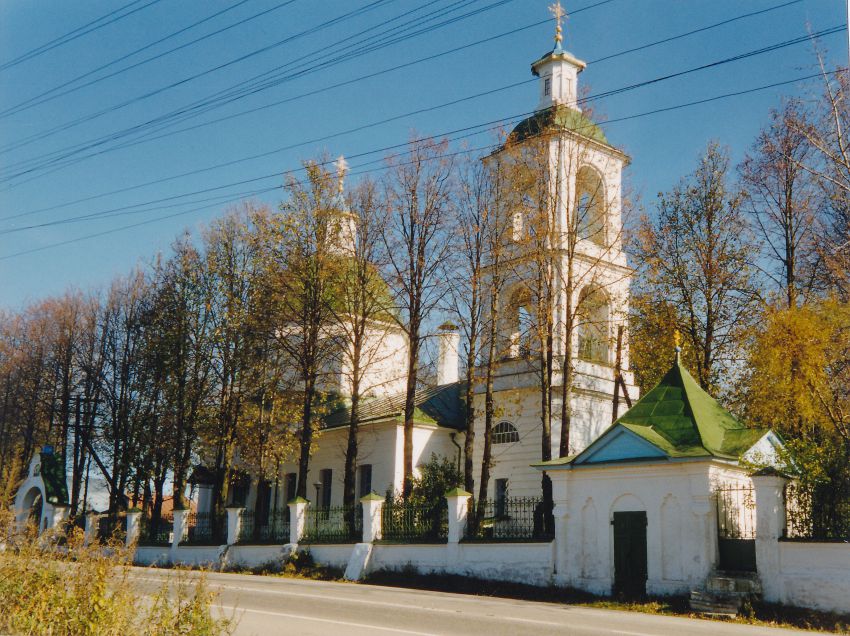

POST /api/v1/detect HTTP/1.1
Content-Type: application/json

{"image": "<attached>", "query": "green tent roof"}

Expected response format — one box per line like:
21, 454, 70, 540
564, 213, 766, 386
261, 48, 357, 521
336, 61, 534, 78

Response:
509, 104, 609, 147
40, 451, 69, 506
614, 359, 767, 459
535, 358, 769, 469
322, 383, 465, 431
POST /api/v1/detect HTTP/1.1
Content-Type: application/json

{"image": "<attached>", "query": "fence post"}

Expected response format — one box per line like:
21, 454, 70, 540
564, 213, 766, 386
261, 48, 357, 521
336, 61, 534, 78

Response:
445, 488, 471, 544
550, 474, 571, 582
226, 507, 244, 545
84, 512, 98, 546
171, 509, 189, 551
360, 492, 384, 543
125, 510, 142, 547
752, 469, 788, 603
288, 497, 308, 545
49, 505, 69, 533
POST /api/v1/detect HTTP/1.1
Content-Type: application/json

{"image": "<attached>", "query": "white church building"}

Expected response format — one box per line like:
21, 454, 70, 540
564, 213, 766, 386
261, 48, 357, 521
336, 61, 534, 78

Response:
212, 13, 639, 515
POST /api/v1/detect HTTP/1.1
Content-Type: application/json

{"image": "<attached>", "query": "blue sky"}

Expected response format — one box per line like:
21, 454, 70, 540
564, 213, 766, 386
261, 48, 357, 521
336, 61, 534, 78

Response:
0, 0, 844, 310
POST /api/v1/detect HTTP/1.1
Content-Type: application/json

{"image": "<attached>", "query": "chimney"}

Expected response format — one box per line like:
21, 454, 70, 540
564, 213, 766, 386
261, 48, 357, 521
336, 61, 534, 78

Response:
436, 322, 460, 385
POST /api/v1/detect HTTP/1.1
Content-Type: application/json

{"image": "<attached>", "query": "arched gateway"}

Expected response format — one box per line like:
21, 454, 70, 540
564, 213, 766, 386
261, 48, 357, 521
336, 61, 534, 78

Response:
13, 447, 70, 534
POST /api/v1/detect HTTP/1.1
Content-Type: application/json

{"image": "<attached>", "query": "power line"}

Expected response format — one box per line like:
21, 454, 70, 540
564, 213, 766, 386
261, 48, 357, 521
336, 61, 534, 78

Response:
1, 3, 539, 188
590, 0, 802, 65
2, 18, 839, 226
0, 68, 831, 262
0, 0, 517, 179
0, 67, 837, 241
0, 0, 273, 118
0, 0, 165, 72
0, 0, 405, 157
0, 0, 792, 186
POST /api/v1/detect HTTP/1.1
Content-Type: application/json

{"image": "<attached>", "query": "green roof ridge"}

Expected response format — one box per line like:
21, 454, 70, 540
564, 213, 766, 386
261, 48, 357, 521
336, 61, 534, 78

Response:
360, 492, 385, 502
445, 487, 472, 497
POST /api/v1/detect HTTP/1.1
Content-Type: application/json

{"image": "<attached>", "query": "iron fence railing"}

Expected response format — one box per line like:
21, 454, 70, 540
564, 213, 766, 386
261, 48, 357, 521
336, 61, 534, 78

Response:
237, 509, 291, 544
96, 514, 126, 544
380, 500, 447, 543
138, 512, 173, 546
716, 484, 756, 540
302, 505, 361, 544
784, 482, 850, 542
184, 511, 226, 545
464, 497, 553, 542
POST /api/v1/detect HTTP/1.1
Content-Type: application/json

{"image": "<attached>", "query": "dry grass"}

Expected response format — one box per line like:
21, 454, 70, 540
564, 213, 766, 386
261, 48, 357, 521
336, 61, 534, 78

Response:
0, 514, 233, 635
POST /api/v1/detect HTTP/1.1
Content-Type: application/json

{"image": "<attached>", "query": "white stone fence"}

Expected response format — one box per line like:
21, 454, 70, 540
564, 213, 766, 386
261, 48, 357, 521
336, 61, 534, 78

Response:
79, 479, 850, 614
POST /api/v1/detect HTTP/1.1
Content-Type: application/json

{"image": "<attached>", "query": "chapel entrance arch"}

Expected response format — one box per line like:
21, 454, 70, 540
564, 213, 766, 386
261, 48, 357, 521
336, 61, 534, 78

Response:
21, 486, 44, 530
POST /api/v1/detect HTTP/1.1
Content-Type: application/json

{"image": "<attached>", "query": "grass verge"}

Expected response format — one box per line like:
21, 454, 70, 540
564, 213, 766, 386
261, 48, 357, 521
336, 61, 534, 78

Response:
361, 569, 850, 634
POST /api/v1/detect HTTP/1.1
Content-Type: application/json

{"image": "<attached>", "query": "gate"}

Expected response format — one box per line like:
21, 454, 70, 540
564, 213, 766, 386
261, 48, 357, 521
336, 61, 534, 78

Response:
715, 484, 757, 572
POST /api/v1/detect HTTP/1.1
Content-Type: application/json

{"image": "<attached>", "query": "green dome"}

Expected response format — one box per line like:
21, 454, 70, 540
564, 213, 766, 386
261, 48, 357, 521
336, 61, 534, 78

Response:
509, 104, 608, 146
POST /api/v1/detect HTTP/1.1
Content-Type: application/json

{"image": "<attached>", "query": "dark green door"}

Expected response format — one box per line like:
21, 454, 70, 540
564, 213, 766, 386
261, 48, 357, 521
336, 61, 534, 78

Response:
613, 511, 648, 599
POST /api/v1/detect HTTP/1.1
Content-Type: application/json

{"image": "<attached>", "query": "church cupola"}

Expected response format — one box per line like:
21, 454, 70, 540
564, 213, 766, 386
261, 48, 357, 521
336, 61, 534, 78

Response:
531, 2, 586, 112
331, 155, 357, 255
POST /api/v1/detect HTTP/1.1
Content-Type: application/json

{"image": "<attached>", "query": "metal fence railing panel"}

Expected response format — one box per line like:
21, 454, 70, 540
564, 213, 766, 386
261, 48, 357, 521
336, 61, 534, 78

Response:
184, 511, 226, 545
138, 512, 173, 546
784, 482, 850, 542
716, 484, 756, 540
380, 501, 448, 543
464, 497, 553, 542
237, 509, 291, 544
96, 514, 127, 544
302, 505, 361, 544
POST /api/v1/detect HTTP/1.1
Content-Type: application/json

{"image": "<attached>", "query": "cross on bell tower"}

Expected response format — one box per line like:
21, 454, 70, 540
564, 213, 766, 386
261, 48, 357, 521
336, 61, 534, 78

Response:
549, 1, 566, 50
532, 1, 585, 111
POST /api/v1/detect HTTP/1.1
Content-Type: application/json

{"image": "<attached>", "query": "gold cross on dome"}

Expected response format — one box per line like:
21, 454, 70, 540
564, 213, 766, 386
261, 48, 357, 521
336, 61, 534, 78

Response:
548, 1, 566, 46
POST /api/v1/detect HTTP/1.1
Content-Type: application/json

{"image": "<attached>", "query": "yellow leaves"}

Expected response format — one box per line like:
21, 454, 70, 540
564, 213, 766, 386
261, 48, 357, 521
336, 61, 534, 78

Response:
745, 300, 850, 439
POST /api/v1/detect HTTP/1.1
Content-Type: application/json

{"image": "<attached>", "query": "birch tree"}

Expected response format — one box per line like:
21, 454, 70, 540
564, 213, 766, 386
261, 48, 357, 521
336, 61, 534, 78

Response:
382, 137, 455, 498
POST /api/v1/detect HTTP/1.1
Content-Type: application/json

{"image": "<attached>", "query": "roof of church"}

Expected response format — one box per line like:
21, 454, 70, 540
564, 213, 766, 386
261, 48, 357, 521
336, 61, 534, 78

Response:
508, 104, 609, 147
537, 358, 770, 468
322, 382, 465, 431
39, 450, 69, 506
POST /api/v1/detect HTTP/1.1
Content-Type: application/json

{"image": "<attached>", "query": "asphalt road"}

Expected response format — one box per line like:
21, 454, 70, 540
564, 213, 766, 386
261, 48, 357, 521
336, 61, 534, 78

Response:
132, 568, 813, 636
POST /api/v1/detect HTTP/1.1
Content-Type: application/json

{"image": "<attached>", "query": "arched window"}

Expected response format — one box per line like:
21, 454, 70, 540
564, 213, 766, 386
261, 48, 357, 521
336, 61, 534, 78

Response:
511, 211, 524, 242
503, 287, 533, 358
492, 421, 519, 444
575, 166, 606, 246
577, 287, 610, 364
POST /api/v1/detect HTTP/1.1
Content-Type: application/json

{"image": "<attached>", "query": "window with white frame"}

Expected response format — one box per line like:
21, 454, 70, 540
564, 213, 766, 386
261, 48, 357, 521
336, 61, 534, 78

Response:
492, 421, 519, 444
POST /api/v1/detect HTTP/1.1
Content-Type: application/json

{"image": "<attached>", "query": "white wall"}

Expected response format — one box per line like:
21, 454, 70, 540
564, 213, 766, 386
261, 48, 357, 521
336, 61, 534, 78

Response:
277, 421, 460, 505
550, 461, 746, 596
308, 542, 555, 587
171, 545, 224, 569
226, 544, 294, 570
468, 384, 632, 500
134, 546, 171, 567
775, 542, 850, 614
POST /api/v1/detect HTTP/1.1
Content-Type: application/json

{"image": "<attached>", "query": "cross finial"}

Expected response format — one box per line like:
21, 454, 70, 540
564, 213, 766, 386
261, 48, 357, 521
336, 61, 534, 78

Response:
548, 1, 566, 48
673, 329, 682, 360
334, 155, 348, 194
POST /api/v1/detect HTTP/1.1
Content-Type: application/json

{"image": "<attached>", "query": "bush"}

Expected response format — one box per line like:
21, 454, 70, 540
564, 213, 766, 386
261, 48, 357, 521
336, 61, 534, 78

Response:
408, 454, 462, 509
